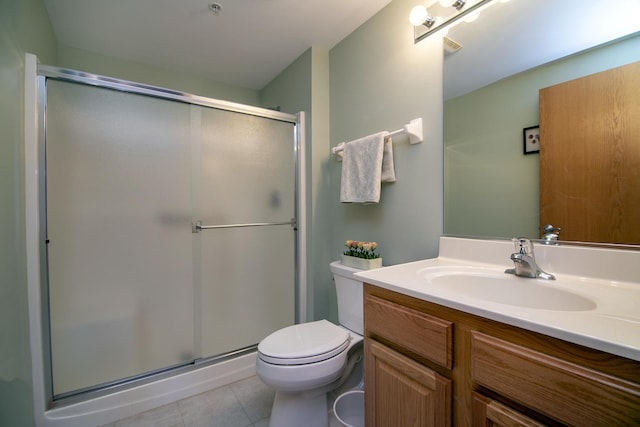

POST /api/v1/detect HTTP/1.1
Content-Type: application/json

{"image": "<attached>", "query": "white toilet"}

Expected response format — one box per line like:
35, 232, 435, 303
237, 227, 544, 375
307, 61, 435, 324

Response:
256, 261, 365, 427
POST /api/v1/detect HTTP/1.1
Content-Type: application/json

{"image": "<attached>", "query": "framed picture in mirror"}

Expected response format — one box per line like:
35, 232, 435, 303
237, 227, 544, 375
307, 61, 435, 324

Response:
523, 125, 540, 154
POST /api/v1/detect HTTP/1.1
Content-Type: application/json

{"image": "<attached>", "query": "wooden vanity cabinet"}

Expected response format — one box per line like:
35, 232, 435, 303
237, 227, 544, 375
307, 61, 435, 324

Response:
363, 284, 640, 426
365, 339, 451, 426
364, 289, 453, 426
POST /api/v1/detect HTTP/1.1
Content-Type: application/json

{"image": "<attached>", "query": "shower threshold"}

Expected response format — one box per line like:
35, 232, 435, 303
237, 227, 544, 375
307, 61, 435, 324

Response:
51, 345, 258, 408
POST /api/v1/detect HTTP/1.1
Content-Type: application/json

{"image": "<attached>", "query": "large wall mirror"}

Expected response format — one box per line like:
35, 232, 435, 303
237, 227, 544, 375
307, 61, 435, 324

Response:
443, 0, 640, 247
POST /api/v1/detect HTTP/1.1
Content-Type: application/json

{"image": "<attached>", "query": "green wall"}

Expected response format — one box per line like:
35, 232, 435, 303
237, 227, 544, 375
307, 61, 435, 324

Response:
329, 0, 444, 272
259, 0, 447, 325
444, 33, 640, 239
260, 47, 331, 321
0, 0, 57, 425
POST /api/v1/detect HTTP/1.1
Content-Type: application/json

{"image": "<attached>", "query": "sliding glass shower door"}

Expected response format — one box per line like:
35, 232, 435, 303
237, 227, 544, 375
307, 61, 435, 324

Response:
43, 76, 297, 398
196, 108, 295, 357
46, 80, 195, 395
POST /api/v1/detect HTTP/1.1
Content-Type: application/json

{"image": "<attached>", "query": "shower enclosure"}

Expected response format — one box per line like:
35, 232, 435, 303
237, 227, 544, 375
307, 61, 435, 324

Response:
34, 65, 302, 402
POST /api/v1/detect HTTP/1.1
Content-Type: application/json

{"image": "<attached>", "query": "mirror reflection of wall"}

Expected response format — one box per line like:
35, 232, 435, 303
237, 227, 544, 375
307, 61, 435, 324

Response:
442, 0, 640, 246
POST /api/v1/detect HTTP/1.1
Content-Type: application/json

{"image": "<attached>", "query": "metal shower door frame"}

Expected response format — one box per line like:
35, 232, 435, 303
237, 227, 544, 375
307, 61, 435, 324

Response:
35, 64, 305, 403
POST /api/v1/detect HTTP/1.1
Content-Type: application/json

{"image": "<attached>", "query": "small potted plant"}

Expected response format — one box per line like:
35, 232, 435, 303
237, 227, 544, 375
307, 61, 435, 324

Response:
342, 240, 382, 270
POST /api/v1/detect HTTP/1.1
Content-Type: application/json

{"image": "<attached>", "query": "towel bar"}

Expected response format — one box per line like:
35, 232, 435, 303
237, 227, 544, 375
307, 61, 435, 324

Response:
192, 219, 296, 233
331, 117, 423, 155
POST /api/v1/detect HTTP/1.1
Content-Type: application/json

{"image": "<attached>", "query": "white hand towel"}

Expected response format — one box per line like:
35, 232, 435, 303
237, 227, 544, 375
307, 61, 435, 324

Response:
381, 137, 396, 183
340, 132, 392, 203
334, 138, 395, 180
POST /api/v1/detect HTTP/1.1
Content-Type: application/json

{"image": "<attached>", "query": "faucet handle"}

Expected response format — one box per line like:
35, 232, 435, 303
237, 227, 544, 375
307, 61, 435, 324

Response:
542, 224, 561, 244
512, 237, 534, 255
543, 224, 561, 234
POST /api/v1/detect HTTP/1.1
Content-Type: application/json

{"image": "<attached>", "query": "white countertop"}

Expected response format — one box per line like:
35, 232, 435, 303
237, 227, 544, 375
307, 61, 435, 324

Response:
356, 237, 640, 361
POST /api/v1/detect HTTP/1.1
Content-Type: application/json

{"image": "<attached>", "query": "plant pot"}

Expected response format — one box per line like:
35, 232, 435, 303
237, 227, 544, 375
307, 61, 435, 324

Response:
341, 255, 382, 270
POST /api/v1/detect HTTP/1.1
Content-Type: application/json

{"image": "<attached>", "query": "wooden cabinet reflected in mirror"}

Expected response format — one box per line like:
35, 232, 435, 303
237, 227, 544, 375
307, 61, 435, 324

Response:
539, 61, 640, 245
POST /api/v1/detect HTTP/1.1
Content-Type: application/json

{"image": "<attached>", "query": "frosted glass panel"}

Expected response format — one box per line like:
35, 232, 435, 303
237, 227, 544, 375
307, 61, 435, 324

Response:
43, 77, 298, 397
199, 227, 295, 356
198, 108, 296, 357
46, 81, 194, 395
199, 109, 295, 224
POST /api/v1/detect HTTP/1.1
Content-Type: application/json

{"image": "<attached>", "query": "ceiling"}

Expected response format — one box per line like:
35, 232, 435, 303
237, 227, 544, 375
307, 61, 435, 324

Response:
43, 0, 392, 90
40, 0, 640, 97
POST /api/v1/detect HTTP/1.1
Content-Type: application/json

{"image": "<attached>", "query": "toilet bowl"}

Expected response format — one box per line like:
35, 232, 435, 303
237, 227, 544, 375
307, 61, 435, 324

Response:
256, 261, 366, 427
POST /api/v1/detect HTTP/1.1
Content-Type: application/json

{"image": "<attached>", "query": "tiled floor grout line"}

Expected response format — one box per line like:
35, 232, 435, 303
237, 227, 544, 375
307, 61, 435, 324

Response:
229, 385, 255, 427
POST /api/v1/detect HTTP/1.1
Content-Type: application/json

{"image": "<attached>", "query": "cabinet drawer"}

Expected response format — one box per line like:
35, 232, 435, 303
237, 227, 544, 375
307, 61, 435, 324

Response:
472, 392, 545, 427
365, 294, 453, 369
471, 331, 640, 426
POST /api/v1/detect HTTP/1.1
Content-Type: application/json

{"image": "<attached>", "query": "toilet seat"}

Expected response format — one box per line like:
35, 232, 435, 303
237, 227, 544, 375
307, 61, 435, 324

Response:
258, 320, 350, 365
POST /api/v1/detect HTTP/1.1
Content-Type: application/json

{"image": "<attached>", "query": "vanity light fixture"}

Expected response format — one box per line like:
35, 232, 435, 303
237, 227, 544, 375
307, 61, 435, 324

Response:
410, 0, 493, 43
439, 0, 466, 10
409, 5, 436, 28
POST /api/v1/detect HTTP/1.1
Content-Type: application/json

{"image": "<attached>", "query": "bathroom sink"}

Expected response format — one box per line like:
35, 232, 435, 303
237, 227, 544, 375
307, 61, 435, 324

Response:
419, 266, 596, 311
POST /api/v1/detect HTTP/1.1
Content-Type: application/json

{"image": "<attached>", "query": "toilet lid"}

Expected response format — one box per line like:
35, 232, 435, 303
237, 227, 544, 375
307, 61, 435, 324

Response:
258, 320, 350, 365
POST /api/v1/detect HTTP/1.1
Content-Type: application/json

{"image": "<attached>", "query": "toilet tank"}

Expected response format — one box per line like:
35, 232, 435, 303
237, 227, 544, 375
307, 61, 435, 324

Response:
330, 261, 364, 335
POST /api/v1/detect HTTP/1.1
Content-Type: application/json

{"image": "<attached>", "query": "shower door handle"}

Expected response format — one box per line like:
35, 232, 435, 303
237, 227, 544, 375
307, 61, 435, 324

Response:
192, 218, 296, 233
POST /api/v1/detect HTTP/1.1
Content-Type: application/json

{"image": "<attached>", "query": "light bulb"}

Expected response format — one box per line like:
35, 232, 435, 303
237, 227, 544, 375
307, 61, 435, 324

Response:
409, 5, 429, 26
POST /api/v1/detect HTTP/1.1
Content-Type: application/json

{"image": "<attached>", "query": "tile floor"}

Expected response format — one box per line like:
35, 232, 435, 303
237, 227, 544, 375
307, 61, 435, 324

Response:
101, 375, 354, 427
101, 375, 274, 427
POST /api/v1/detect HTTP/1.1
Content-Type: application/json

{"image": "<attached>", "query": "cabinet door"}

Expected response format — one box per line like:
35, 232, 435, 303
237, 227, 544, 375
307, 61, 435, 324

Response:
365, 339, 451, 426
539, 61, 640, 244
472, 393, 546, 427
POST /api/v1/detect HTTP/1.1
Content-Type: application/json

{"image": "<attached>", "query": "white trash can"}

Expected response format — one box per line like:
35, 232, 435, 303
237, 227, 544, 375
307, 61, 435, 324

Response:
333, 390, 365, 427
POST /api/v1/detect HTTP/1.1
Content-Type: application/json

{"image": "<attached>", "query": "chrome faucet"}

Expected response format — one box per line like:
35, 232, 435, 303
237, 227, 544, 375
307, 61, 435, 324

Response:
541, 224, 561, 245
505, 238, 555, 280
